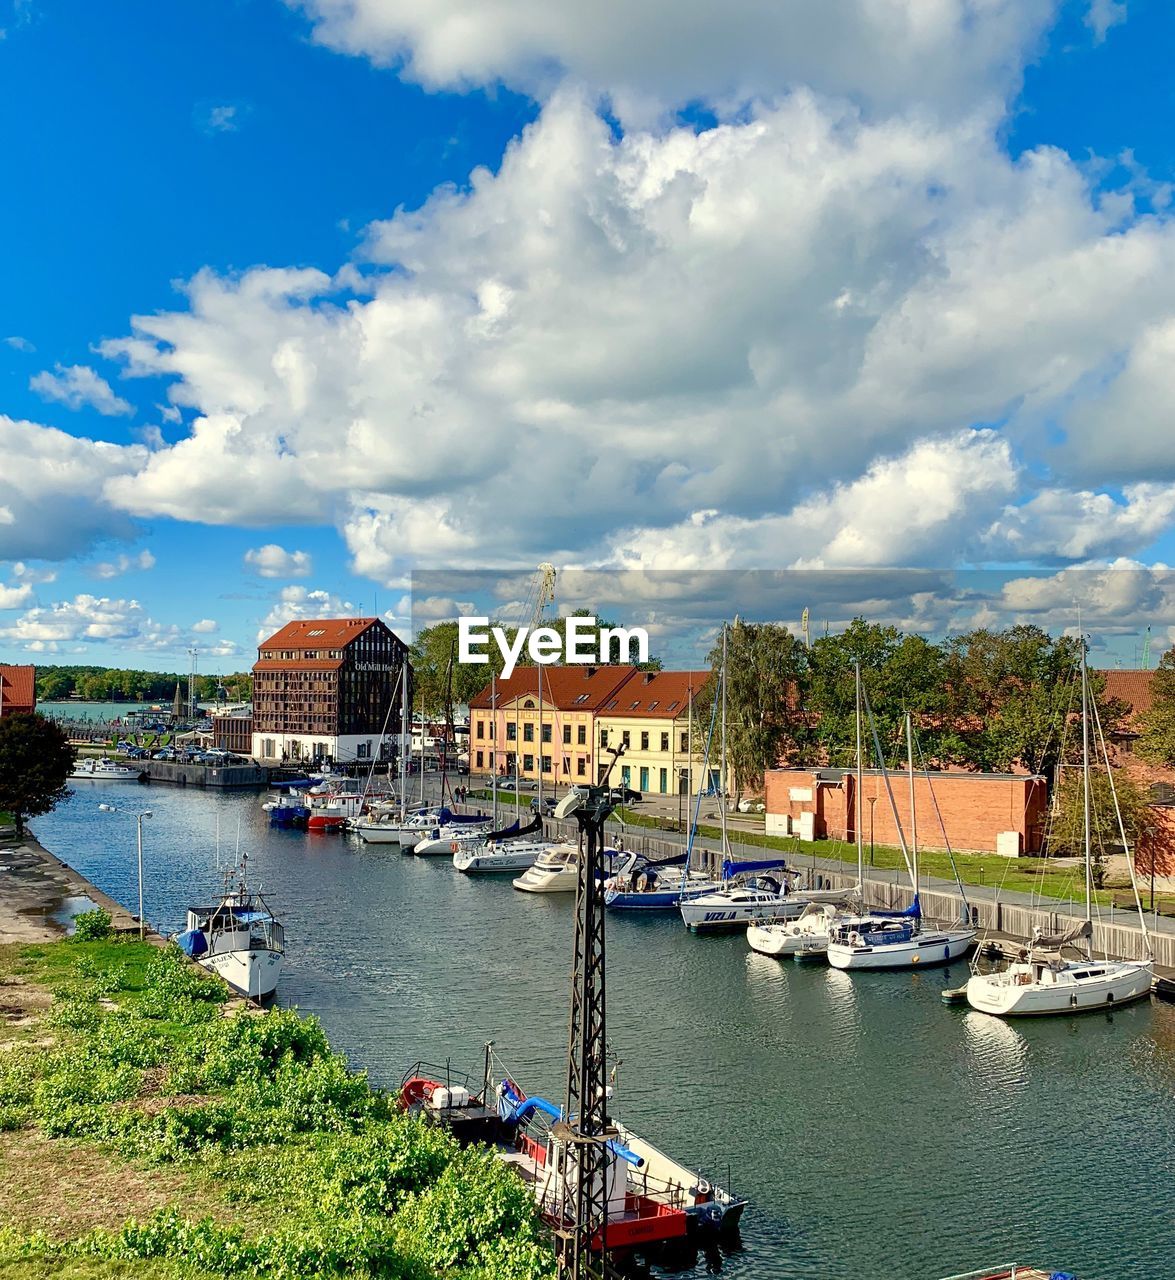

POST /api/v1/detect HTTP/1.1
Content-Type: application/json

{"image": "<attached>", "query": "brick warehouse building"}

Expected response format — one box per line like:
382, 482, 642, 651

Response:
764, 767, 1049, 856
251, 618, 410, 765
0, 664, 35, 719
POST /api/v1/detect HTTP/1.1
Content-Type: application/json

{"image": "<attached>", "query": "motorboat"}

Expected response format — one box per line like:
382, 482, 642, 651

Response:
965, 647, 1153, 1017
399, 1055, 745, 1248
262, 785, 310, 828
678, 860, 804, 932
825, 901, 976, 970
931, 1268, 1075, 1280
513, 842, 619, 893
69, 757, 142, 781
175, 856, 284, 1000
412, 821, 495, 855
454, 840, 555, 873
746, 894, 861, 959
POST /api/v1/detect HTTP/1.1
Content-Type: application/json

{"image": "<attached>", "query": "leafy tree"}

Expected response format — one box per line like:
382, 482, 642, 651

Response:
1138, 646, 1175, 767
0, 712, 76, 834
1046, 767, 1154, 889
414, 620, 502, 711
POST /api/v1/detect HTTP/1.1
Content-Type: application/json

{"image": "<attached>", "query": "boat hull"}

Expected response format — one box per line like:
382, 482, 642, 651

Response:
454, 843, 548, 873
966, 958, 1153, 1016
827, 928, 975, 970
682, 897, 805, 933
200, 947, 283, 1000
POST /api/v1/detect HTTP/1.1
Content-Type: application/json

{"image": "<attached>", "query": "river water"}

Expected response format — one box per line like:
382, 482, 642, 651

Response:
30, 782, 1175, 1280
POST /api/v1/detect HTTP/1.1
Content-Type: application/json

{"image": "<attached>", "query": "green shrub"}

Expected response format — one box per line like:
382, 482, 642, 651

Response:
71, 910, 113, 942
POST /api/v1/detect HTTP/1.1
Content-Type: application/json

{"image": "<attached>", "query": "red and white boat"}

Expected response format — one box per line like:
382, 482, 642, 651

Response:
398, 1057, 744, 1252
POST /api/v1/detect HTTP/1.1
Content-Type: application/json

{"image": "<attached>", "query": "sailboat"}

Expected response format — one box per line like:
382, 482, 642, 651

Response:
965, 641, 1153, 1016
747, 662, 869, 961
826, 697, 975, 971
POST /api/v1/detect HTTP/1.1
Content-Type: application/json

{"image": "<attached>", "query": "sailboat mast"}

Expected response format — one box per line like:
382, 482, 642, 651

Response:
906, 711, 918, 898
538, 665, 544, 812
399, 661, 408, 822
855, 662, 864, 886
418, 698, 425, 806
719, 623, 730, 859
1081, 638, 1093, 923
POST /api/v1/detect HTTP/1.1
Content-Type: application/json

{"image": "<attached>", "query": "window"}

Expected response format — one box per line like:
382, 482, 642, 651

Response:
542, 755, 551, 774
666, 700, 679, 712
523, 754, 534, 772
357, 742, 369, 759
476, 750, 484, 768
661, 732, 669, 752
577, 758, 586, 776
680, 731, 688, 752
507, 722, 517, 741
562, 724, 571, 744
577, 724, 586, 745
639, 766, 649, 791
476, 720, 484, 739
659, 768, 667, 793
562, 756, 570, 774
621, 765, 631, 785
542, 724, 552, 743
640, 731, 649, 751
574, 693, 590, 705
307, 628, 325, 637
523, 723, 534, 742
621, 730, 630, 747
600, 728, 609, 747
648, 701, 658, 710
630, 700, 640, 710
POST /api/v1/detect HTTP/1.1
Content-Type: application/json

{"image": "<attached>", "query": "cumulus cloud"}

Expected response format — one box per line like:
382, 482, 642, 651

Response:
0, 594, 148, 644
257, 585, 357, 640
243, 543, 314, 578
86, 93, 1175, 578
1086, 0, 1127, 43
4, 335, 34, 353
292, 0, 1055, 120
30, 363, 134, 416
0, 581, 33, 609
93, 549, 156, 580
192, 618, 220, 633
0, 416, 145, 560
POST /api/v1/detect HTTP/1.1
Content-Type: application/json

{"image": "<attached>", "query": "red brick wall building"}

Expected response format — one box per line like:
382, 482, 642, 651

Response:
0, 665, 35, 719
764, 767, 1049, 855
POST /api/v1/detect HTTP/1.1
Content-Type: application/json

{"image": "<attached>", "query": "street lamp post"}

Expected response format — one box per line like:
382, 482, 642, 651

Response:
98, 804, 153, 939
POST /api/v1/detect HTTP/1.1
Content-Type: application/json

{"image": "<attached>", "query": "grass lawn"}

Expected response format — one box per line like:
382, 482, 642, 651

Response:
0, 812, 13, 827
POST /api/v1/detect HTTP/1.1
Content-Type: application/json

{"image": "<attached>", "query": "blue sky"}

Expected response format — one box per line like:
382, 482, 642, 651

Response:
3, 0, 1175, 673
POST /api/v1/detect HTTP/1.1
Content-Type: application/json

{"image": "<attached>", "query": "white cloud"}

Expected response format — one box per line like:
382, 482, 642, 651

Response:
8, 562, 57, 585
90, 93, 1175, 578
1086, 0, 1127, 43
257, 585, 357, 641
93, 549, 156, 580
158, 404, 182, 424
192, 618, 220, 633
0, 416, 145, 560
202, 104, 240, 133
30, 363, 134, 417
243, 543, 314, 578
0, 594, 147, 644
292, 0, 1055, 120
4, 335, 34, 353
0, 581, 33, 609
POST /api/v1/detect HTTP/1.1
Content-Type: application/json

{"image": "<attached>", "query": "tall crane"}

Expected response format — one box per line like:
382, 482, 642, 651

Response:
1142, 625, 1152, 671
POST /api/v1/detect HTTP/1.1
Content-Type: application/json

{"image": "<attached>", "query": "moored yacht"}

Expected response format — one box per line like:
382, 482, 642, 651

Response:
746, 894, 861, 958
679, 862, 805, 932
513, 842, 618, 893
825, 901, 975, 970
70, 757, 142, 781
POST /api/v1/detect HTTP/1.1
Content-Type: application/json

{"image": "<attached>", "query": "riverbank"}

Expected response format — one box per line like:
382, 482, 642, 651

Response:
0, 827, 144, 943
0, 934, 552, 1280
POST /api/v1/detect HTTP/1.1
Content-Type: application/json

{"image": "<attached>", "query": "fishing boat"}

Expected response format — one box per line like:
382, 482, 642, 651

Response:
69, 757, 142, 781
513, 841, 619, 893
678, 860, 804, 932
399, 1052, 745, 1248
175, 855, 284, 1000
965, 643, 1153, 1017
827, 709, 975, 972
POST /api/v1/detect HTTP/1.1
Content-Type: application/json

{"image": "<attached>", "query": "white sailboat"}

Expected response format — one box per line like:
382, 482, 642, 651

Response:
680, 873, 807, 932
965, 642, 1153, 1016
827, 702, 975, 971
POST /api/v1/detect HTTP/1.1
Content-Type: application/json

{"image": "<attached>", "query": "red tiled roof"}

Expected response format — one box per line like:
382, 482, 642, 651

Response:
469, 665, 640, 711
1098, 669, 1156, 729
596, 670, 708, 718
0, 664, 36, 713
259, 617, 381, 650
254, 659, 344, 672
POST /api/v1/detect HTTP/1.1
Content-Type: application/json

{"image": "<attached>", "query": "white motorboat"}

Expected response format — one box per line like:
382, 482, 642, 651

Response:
747, 895, 860, 958
513, 843, 618, 893
454, 840, 555, 873
966, 644, 1153, 1017
175, 855, 284, 1000
70, 757, 141, 781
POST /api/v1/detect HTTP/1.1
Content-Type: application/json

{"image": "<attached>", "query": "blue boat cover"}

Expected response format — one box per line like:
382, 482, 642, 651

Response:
721, 857, 788, 879
175, 929, 208, 957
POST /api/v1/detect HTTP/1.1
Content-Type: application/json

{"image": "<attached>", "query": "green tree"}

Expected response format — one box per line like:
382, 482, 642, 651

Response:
1138, 646, 1175, 767
36, 669, 74, 701
1047, 767, 1153, 889
0, 712, 76, 835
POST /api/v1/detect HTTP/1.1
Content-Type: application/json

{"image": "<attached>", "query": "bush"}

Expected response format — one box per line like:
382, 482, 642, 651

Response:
71, 909, 113, 942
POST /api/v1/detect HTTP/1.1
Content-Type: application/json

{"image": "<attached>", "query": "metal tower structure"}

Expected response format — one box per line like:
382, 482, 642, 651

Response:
552, 747, 630, 1280
187, 646, 199, 719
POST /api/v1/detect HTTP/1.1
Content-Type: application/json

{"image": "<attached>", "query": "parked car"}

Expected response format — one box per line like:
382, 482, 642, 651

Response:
152, 748, 176, 761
